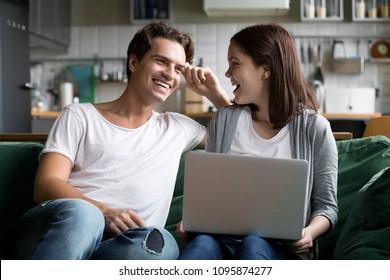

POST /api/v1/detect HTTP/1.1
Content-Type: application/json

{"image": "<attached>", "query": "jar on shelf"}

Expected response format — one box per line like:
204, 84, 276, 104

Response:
316, 0, 327, 18
356, 0, 366, 18
327, 0, 339, 17
379, 0, 389, 17
367, 0, 378, 18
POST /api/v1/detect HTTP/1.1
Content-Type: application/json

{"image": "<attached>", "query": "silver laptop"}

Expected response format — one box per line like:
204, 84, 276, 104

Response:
182, 152, 309, 240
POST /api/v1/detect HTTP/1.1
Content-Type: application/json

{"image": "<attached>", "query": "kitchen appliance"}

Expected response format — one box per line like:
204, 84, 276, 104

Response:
0, 1, 31, 133
203, 0, 290, 16
325, 87, 376, 114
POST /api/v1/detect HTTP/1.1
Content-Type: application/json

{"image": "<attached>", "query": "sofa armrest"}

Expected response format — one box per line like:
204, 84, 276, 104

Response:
0, 142, 44, 259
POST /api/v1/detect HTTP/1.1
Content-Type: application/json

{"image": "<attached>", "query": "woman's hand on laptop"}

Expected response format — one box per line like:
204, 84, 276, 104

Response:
285, 228, 313, 254
286, 215, 331, 254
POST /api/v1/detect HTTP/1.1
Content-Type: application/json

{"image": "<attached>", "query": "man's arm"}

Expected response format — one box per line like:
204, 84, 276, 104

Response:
34, 153, 146, 233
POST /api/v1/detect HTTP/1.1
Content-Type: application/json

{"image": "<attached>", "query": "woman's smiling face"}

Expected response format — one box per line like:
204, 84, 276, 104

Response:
225, 41, 269, 107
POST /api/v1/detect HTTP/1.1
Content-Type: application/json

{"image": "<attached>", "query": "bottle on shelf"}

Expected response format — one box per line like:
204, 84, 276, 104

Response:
356, 0, 366, 18
305, 0, 316, 18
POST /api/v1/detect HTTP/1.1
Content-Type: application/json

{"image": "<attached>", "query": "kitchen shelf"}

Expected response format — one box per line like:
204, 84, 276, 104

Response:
29, 0, 71, 52
368, 58, 390, 62
130, 0, 171, 23
352, 0, 390, 21
301, 0, 344, 21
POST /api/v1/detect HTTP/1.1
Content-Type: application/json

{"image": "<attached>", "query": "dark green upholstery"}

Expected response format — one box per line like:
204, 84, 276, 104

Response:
0, 142, 42, 259
333, 167, 390, 259
1, 136, 390, 259
318, 136, 390, 259
165, 153, 186, 250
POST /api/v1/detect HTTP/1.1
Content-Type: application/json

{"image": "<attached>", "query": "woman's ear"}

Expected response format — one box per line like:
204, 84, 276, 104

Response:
262, 66, 270, 79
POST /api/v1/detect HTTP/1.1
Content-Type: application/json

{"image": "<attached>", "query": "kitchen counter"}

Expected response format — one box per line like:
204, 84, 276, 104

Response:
31, 110, 59, 133
322, 112, 382, 120
31, 110, 60, 118
30, 110, 382, 122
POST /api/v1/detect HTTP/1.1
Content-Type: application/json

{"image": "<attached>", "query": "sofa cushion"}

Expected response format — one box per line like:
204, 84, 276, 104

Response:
165, 153, 186, 249
333, 167, 390, 259
318, 136, 390, 259
0, 142, 43, 259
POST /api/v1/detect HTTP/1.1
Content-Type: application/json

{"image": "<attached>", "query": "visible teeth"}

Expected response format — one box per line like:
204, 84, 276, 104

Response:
155, 80, 170, 89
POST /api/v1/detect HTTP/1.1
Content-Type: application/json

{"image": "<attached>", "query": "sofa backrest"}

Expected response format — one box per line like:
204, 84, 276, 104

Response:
0, 142, 43, 259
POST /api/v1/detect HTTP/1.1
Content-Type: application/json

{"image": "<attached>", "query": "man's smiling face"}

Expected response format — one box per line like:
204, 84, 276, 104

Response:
129, 37, 186, 105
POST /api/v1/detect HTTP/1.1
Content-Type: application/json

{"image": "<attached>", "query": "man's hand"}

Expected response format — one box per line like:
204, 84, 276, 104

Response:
182, 63, 232, 109
102, 207, 146, 234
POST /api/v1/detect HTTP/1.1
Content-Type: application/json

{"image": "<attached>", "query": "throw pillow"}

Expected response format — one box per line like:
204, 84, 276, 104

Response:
333, 167, 390, 259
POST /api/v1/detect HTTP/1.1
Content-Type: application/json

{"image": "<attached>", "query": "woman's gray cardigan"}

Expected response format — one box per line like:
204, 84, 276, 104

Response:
206, 105, 338, 259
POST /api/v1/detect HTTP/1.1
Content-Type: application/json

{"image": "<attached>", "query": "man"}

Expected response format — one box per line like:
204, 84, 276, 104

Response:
16, 21, 231, 260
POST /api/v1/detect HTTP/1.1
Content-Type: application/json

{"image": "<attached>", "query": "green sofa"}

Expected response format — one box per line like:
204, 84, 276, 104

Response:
1, 136, 390, 259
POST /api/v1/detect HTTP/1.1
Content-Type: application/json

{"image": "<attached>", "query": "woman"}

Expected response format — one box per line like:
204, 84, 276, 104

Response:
177, 23, 338, 260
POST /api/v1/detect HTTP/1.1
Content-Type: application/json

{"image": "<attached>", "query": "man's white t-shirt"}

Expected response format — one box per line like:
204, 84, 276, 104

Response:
42, 103, 205, 227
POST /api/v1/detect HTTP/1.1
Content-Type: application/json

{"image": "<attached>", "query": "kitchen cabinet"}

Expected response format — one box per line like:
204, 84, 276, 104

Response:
130, 0, 171, 23
301, 0, 343, 21
31, 117, 56, 133
352, 0, 390, 21
31, 111, 59, 133
29, 0, 71, 52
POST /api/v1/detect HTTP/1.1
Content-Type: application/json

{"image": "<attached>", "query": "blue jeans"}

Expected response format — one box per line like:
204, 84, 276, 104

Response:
16, 198, 179, 260
178, 234, 292, 260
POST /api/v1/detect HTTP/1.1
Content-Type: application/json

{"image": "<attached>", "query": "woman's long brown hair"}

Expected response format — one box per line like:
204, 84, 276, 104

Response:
231, 23, 318, 129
